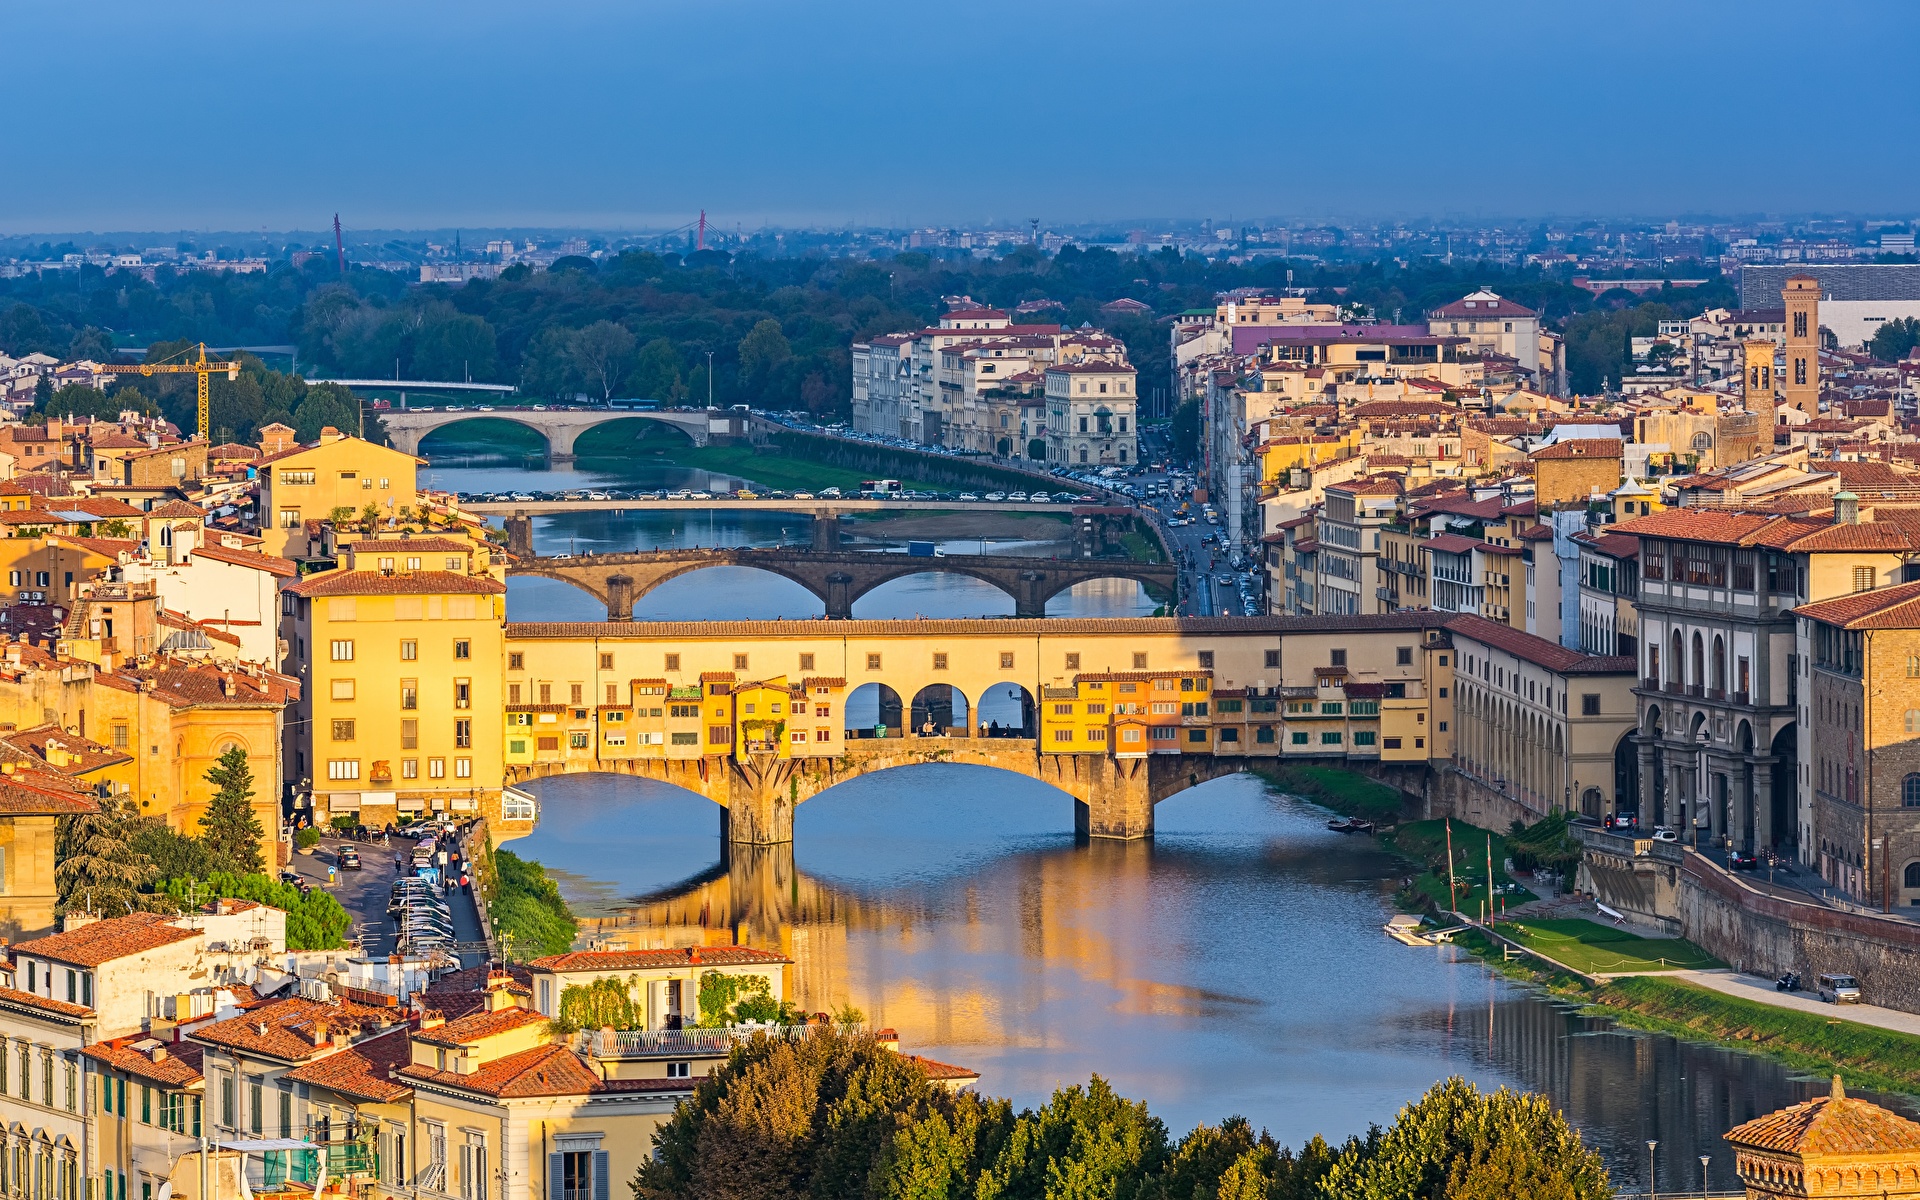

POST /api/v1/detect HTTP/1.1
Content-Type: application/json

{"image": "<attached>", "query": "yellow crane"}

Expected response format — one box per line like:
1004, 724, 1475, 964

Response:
96, 342, 241, 442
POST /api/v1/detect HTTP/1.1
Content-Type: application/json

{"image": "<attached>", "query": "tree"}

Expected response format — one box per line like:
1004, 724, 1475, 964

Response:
1316, 1077, 1609, 1200
292, 383, 360, 441
1870, 316, 1920, 363
55, 796, 158, 917
67, 325, 114, 361
199, 746, 265, 876
976, 1076, 1168, 1200
630, 337, 685, 402
737, 318, 792, 394
413, 311, 499, 382
570, 321, 636, 400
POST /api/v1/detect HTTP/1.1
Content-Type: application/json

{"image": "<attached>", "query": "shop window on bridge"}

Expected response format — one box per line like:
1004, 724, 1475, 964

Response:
709, 727, 733, 745
1187, 730, 1208, 743
1181, 702, 1208, 717
1383, 737, 1402, 749
1217, 729, 1238, 743
1255, 726, 1275, 743
1291, 732, 1309, 744
537, 738, 559, 752
1197, 651, 1214, 669
800, 654, 815, 671
671, 732, 698, 746
665, 654, 681, 671
1216, 700, 1242, 714
1353, 731, 1376, 746
1151, 727, 1177, 741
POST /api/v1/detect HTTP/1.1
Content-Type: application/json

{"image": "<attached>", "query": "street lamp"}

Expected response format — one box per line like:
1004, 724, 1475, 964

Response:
1646, 1140, 1659, 1200
1698, 1154, 1711, 1198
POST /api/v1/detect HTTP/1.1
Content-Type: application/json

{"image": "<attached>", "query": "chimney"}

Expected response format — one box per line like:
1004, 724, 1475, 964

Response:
149, 1045, 167, 1063
311, 1019, 328, 1045
688, 947, 701, 965
61, 911, 100, 933
1834, 491, 1859, 526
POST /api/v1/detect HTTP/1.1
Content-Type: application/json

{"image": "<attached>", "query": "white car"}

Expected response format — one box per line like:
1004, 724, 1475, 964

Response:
688, 491, 712, 500
792, 492, 815, 500
1008, 491, 1029, 502
821, 487, 843, 498
1030, 492, 1051, 503
984, 491, 1006, 502
1651, 826, 1680, 843
666, 490, 691, 499
958, 492, 979, 501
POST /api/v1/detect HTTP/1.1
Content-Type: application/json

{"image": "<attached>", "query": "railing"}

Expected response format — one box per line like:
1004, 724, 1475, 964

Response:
1643, 677, 1661, 691
1731, 691, 1749, 706
1708, 687, 1725, 701
591, 1028, 743, 1058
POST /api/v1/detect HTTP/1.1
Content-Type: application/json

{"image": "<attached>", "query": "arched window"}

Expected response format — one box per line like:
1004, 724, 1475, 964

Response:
1671, 630, 1684, 686
1712, 635, 1726, 692
1905, 861, 1920, 889
1904, 774, 1920, 808
1691, 431, 1714, 452
1691, 632, 1705, 686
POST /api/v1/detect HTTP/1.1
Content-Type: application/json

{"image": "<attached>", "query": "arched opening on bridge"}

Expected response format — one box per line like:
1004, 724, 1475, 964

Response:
417, 416, 548, 464
1612, 731, 1638, 820
844, 683, 904, 738
850, 573, 1016, 619
974, 683, 1036, 738
621, 566, 826, 622
1770, 722, 1797, 853
571, 416, 699, 460
1043, 577, 1160, 618
909, 685, 971, 737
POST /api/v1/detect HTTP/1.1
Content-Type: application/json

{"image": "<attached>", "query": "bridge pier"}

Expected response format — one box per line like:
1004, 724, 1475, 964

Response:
1014, 571, 1049, 618
811, 512, 841, 551
504, 514, 534, 558
605, 574, 634, 621
824, 572, 855, 619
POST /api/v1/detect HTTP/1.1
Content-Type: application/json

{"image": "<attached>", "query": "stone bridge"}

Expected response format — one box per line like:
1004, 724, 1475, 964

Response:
506, 544, 1179, 619
506, 737, 1243, 845
382, 407, 712, 460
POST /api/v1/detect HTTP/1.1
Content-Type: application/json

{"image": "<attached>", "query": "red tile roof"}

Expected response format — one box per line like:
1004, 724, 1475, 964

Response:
1796, 580, 1920, 630
186, 544, 298, 577
0, 986, 94, 1019
414, 1005, 547, 1047
1725, 1079, 1920, 1155
281, 1026, 413, 1102
398, 1043, 695, 1099
1425, 533, 1484, 555
1444, 614, 1636, 675
529, 946, 790, 972
1531, 438, 1623, 460
189, 997, 402, 1063
285, 570, 504, 598
15, 912, 199, 967
81, 1038, 205, 1087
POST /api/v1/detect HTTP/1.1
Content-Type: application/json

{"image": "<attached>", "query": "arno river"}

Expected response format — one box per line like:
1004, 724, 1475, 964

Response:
428, 427, 1857, 1193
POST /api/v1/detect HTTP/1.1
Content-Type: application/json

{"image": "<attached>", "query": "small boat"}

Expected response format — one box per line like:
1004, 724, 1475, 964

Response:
1327, 818, 1356, 832
1385, 914, 1432, 945
1349, 819, 1375, 835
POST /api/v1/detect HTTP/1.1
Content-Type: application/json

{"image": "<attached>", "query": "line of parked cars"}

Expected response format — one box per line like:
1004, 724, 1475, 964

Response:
454, 487, 1104, 505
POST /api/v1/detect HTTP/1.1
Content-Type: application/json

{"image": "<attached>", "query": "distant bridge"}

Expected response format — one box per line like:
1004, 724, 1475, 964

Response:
467, 497, 1086, 517
507, 545, 1178, 620
381, 406, 712, 460
309, 379, 517, 394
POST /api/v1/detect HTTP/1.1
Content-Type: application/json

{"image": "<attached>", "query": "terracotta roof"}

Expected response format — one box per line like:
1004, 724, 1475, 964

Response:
1425, 533, 1483, 555
504, 613, 1460, 640
398, 1042, 694, 1099
530, 947, 790, 972
348, 538, 474, 555
1612, 509, 1775, 544
1726, 1079, 1920, 1156
1444, 614, 1636, 675
0, 777, 102, 815
145, 500, 206, 519
112, 660, 299, 708
14, 912, 199, 967
186, 544, 298, 577
190, 997, 401, 1063
901, 1053, 979, 1083
81, 1038, 205, 1087
0, 986, 94, 1019
1431, 294, 1538, 319
1577, 532, 1641, 559
0, 724, 131, 777
285, 570, 504, 598
281, 1026, 413, 1102
1796, 580, 1920, 629
413, 1005, 547, 1048
1531, 438, 1624, 460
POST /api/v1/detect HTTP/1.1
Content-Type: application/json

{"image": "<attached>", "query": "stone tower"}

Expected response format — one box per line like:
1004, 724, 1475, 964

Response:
1783, 274, 1821, 418
1742, 338, 1777, 453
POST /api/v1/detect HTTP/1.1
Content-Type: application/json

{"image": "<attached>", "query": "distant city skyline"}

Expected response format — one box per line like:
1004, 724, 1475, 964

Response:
7, 0, 1917, 232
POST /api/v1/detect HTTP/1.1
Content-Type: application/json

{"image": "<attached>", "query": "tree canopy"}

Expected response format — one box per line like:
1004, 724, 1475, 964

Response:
198, 746, 265, 876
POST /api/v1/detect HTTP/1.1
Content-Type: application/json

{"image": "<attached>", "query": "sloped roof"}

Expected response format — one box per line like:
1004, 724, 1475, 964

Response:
1445, 614, 1636, 675
15, 912, 198, 967
1726, 1078, 1920, 1156
281, 1026, 413, 1102
397, 1043, 694, 1099
285, 570, 504, 598
81, 1038, 205, 1087
528, 946, 790, 972
1796, 580, 1920, 629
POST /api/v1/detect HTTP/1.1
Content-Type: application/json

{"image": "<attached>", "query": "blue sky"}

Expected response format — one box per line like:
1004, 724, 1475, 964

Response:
7, 0, 1916, 232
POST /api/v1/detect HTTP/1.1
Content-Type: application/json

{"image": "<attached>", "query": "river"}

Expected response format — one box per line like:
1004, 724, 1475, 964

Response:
426, 429, 1848, 1194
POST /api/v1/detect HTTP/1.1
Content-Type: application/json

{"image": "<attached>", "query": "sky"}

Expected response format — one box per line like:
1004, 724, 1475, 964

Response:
6, 0, 1918, 234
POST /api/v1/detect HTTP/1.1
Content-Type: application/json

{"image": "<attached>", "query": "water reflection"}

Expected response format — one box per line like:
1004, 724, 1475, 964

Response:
509, 767, 1857, 1189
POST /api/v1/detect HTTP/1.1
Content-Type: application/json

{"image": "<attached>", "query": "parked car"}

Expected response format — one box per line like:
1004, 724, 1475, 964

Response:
1651, 826, 1680, 843
1818, 973, 1862, 1004
1728, 852, 1758, 870
339, 847, 362, 870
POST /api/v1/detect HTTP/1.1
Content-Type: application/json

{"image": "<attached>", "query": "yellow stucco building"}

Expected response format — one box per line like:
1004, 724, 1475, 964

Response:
259, 430, 424, 560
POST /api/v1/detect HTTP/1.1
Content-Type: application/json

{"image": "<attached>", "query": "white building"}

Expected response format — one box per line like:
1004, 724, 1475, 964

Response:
1044, 362, 1138, 468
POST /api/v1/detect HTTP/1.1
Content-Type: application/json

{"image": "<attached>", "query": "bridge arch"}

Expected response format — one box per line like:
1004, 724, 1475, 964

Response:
385, 408, 710, 461
909, 684, 970, 735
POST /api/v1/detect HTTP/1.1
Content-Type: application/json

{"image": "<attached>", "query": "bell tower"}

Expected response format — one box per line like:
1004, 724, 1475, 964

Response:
1742, 339, 1777, 454
1782, 274, 1820, 418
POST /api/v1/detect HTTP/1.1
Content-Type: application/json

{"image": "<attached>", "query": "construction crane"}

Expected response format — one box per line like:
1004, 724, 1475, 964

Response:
96, 343, 240, 442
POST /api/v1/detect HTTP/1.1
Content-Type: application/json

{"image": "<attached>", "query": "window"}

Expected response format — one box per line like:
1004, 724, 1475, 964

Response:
1265, 650, 1280, 668
1905, 774, 1920, 808
599, 652, 614, 671
1188, 729, 1207, 743
331, 678, 356, 701
1321, 731, 1343, 744
401, 679, 418, 709
867, 653, 882, 670
455, 719, 472, 748
1133, 653, 1148, 669
1053, 730, 1073, 743
454, 639, 471, 660
331, 720, 355, 741
734, 654, 750, 671
1383, 737, 1402, 750
570, 683, 584, 705
402, 759, 419, 778
330, 640, 354, 661
429, 758, 447, 778
280, 470, 315, 485
401, 640, 418, 661
508, 652, 524, 671
1330, 649, 1346, 667
326, 760, 360, 780
1053, 703, 1074, 716
933, 653, 948, 670
558, 1150, 602, 1200
220, 1075, 233, 1128
1255, 726, 1276, 744
249, 1079, 262, 1134
111, 723, 128, 749
1291, 731, 1309, 745
1855, 567, 1876, 593
1354, 731, 1376, 746
1396, 647, 1412, 666
1581, 694, 1601, 716
455, 680, 471, 708
671, 732, 699, 746
1197, 651, 1214, 668
456, 757, 472, 778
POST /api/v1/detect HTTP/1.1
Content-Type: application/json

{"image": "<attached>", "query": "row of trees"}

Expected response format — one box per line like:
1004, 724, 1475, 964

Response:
633, 1029, 1609, 1200
0, 244, 1763, 427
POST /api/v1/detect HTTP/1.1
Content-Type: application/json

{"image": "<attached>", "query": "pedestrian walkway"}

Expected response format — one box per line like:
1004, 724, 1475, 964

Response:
1674, 969, 1920, 1037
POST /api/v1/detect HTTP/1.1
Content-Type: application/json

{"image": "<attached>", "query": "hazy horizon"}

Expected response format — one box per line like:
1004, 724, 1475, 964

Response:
6, 0, 1917, 232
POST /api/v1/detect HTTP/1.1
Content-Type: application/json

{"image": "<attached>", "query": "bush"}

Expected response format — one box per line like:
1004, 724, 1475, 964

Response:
491, 849, 577, 959
161, 872, 353, 950
295, 827, 322, 851
329, 815, 359, 832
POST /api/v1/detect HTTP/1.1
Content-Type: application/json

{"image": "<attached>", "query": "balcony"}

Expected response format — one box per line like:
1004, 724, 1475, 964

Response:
1708, 687, 1725, 701
1732, 691, 1750, 707
1688, 684, 1704, 698
1643, 677, 1661, 691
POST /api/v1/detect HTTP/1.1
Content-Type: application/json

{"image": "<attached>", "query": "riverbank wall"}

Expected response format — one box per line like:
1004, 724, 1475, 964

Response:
1576, 825, 1920, 1015
1425, 762, 1549, 832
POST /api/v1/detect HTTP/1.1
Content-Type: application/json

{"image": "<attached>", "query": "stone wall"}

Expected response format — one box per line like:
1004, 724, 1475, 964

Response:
1428, 763, 1548, 831
1575, 827, 1684, 933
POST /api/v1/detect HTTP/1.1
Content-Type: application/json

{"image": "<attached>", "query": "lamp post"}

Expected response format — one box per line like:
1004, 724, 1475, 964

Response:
1647, 1140, 1659, 1200
1698, 1154, 1711, 1198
